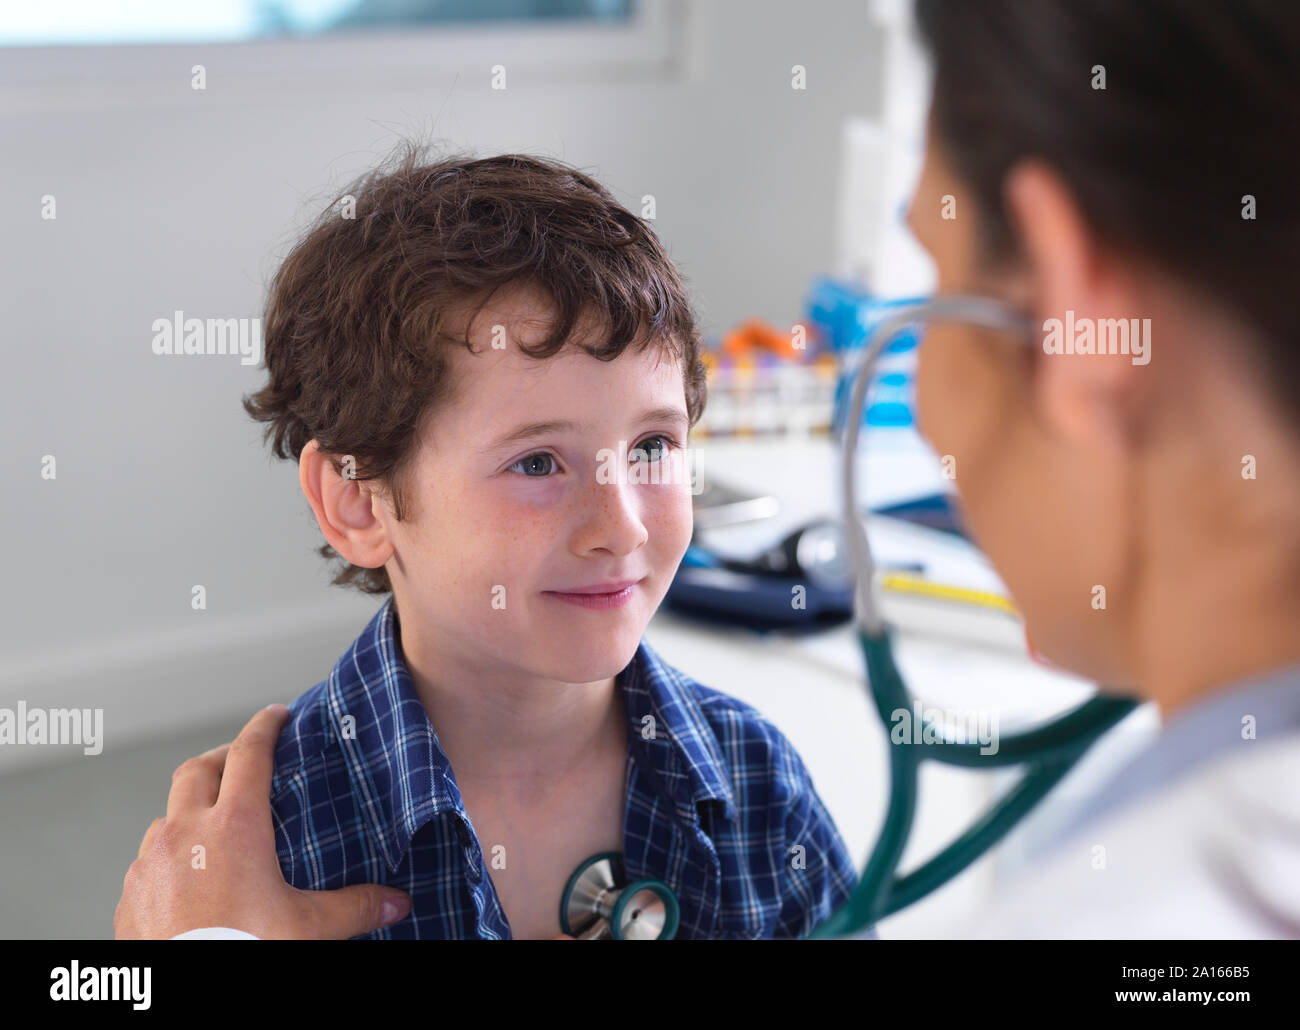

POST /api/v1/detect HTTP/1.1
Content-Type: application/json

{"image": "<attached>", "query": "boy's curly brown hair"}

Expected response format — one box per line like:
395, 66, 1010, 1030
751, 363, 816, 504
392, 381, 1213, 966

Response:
243, 143, 708, 596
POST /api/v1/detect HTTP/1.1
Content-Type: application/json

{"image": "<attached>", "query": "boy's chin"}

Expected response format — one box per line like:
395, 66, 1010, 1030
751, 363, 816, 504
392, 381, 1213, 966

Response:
524, 626, 645, 684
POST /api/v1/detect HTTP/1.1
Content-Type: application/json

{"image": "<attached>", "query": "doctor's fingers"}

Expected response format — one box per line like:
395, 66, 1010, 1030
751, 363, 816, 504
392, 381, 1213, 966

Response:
165, 743, 232, 819
216, 705, 291, 814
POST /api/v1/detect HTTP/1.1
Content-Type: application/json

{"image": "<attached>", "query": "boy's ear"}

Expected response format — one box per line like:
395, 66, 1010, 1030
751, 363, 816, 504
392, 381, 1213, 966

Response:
298, 440, 393, 569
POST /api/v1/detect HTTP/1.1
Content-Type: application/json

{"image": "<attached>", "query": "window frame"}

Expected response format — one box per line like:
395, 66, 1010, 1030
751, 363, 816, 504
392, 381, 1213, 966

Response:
0, 0, 686, 114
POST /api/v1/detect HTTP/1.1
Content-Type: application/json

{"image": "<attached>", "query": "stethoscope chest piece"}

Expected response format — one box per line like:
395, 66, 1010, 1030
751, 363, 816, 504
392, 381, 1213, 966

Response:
559, 852, 680, 939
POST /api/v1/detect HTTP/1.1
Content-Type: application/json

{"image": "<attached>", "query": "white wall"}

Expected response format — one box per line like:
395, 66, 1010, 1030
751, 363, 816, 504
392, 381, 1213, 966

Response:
0, 0, 884, 770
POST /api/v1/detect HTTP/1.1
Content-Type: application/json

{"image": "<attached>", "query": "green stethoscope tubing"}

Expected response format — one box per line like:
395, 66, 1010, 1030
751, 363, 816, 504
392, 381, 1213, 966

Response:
806, 295, 1140, 938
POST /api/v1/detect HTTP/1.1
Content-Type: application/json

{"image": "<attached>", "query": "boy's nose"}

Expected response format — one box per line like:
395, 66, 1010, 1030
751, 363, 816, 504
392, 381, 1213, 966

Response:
570, 474, 649, 557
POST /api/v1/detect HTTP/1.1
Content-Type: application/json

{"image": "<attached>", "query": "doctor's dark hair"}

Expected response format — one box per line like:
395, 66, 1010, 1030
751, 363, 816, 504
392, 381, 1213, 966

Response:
913, 0, 1300, 413
243, 145, 707, 596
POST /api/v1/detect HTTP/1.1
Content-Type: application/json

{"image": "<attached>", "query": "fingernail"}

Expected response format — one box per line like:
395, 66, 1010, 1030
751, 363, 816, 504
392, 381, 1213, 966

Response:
264, 703, 288, 712
381, 896, 410, 924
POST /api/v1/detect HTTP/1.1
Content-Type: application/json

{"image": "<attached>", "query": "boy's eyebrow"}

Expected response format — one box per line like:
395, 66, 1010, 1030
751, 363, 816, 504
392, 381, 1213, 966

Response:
487, 405, 689, 451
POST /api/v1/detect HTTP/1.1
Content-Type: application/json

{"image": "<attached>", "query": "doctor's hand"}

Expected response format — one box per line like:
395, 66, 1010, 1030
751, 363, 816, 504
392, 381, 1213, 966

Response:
114, 704, 413, 940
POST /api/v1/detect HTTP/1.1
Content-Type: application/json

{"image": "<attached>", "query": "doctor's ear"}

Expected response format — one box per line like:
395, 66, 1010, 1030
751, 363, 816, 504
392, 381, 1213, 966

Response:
1002, 161, 1098, 318
1001, 161, 1141, 447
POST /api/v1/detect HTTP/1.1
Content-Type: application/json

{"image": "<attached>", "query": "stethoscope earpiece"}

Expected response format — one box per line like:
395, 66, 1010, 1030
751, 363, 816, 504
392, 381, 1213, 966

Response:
559, 852, 680, 939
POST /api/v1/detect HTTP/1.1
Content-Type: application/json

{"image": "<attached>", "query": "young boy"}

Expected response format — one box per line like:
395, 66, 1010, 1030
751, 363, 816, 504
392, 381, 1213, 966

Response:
244, 146, 861, 939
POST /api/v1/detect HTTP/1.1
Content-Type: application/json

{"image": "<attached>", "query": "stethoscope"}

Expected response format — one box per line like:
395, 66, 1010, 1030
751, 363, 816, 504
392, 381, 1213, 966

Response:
807, 294, 1140, 937
559, 852, 679, 939
563, 295, 1140, 939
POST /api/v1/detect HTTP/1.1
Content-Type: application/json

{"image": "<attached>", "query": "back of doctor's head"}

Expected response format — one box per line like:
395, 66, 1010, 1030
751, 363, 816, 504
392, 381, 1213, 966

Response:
913, 0, 1299, 420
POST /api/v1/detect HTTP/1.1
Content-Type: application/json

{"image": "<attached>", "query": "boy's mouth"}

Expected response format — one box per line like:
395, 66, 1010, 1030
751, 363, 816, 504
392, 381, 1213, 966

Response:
542, 577, 645, 611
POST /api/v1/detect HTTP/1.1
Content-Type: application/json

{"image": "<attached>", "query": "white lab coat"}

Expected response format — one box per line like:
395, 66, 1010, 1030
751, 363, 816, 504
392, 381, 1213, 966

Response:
954, 735, 1300, 938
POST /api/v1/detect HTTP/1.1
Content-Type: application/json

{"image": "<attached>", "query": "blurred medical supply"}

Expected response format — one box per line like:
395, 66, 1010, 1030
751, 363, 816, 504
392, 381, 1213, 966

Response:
677, 483, 1032, 657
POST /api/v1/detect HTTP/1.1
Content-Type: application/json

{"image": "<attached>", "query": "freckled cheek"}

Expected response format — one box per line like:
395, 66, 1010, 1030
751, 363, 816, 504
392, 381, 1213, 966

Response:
639, 485, 694, 565
473, 480, 690, 585
485, 483, 569, 550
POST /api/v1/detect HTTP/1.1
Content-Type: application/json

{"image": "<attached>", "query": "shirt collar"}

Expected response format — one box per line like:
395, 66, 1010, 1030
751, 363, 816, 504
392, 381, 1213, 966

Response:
326, 597, 736, 874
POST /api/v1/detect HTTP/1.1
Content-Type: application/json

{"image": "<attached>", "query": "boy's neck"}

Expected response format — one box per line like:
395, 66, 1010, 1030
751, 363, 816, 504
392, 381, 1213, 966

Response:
393, 606, 625, 791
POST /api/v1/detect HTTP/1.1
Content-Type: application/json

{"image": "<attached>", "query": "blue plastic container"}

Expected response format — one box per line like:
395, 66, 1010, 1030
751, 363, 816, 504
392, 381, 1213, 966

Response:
805, 277, 927, 434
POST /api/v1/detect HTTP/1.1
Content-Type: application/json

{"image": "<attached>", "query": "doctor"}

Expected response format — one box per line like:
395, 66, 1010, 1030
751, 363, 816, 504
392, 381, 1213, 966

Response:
117, 0, 1300, 939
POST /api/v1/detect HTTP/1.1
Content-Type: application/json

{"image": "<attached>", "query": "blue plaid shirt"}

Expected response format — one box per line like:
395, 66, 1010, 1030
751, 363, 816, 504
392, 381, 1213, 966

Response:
269, 596, 862, 939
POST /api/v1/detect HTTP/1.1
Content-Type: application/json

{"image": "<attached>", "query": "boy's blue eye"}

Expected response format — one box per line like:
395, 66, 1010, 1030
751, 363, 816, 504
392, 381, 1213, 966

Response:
507, 436, 674, 478
630, 435, 672, 462
510, 452, 556, 477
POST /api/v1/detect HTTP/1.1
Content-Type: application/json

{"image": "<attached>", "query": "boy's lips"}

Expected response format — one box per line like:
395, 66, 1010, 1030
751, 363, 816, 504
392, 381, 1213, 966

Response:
541, 577, 646, 611
544, 577, 645, 595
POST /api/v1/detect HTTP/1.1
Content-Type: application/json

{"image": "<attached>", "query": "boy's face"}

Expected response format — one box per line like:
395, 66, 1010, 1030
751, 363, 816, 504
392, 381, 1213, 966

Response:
378, 286, 695, 688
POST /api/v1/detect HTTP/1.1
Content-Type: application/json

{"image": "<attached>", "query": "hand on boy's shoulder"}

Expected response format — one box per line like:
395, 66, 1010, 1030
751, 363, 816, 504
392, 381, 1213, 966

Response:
116, 704, 413, 940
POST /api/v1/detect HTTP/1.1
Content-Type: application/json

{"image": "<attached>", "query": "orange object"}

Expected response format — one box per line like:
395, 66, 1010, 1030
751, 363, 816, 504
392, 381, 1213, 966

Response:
812, 352, 838, 378
720, 319, 810, 361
